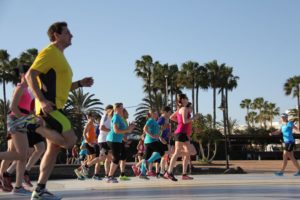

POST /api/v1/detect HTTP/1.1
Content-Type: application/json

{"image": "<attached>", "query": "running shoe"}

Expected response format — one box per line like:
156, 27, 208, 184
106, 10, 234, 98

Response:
146, 171, 156, 177
119, 175, 130, 181
131, 165, 140, 176
12, 186, 32, 196
294, 171, 300, 176
274, 171, 284, 176
164, 172, 178, 181
139, 174, 150, 180
23, 174, 33, 187
105, 177, 118, 183
81, 165, 89, 177
31, 188, 62, 200
182, 175, 194, 180
103, 176, 109, 182
74, 169, 85, 180
92, 175, 102, 180
0, 176, 13, 192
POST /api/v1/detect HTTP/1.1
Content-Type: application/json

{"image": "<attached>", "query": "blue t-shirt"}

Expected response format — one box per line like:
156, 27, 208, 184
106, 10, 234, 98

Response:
144, 118, 160, 144
281, 121, 295, 143
106, 114, 127, 143
157, 116, 170, 141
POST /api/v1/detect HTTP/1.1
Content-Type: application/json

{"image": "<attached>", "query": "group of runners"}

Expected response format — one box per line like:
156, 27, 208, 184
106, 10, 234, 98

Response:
1, 20, 300, 200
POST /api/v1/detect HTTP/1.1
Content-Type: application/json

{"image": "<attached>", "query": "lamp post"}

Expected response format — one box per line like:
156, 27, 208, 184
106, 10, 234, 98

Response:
219, 92, 230, 170
165, 75, 168, 106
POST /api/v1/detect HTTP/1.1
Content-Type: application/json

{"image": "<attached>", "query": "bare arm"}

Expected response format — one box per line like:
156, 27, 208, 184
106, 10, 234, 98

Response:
170, 111, 178, 122
113, 123, 134, 134
25, 69, 55, 114
70, 77, 94, 91
143, 125, 159, 139
10, 86, 25, 118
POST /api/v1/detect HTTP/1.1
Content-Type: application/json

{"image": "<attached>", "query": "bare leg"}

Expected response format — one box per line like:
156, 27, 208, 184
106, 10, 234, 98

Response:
287, 151, 300, 171
279, 151, 288, 172
167, 141, 182, 174
26, 142, 46, 171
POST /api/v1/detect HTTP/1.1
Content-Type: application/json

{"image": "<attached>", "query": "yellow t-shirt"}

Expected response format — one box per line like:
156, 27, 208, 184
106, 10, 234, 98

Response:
30, 44, 73, 114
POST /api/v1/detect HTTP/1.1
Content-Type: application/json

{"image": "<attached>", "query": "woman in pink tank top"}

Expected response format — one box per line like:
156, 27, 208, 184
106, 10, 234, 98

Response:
1, 65, 34, 193
164, 94, 197, 181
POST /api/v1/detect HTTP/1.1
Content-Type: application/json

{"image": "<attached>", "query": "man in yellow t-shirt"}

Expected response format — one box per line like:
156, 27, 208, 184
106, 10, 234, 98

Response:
26, 21, 93, 200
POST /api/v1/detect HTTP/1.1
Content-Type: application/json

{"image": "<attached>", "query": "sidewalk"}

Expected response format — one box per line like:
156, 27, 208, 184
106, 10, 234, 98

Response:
25, 160, 300, 180
208, 160, 299, 173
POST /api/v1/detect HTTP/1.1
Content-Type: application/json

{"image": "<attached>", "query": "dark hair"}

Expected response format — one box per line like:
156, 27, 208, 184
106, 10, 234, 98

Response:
47, 21, 68, 42
19, 65, 30, 74
162, 106, 172, 113
177, 94, 188, 108
87, 111, 95, 118
105, 104, 113, 111
186, 102, 192, 108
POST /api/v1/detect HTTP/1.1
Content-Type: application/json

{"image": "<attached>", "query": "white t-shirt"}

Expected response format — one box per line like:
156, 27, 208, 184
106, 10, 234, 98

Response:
98, 114, 111, 143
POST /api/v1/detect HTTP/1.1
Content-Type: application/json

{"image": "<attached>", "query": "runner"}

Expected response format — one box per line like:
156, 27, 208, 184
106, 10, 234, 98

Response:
106, 103, 135, 183
165, 94, 198, 181
94, 105, 113, 180
157, 106, 172, 177
137, 109, 165, 179
270, 113, 300, 176
0, 64, 35, 195
119, 108, 131, 181
77, 112, 105, 179
26, 21, 93, 200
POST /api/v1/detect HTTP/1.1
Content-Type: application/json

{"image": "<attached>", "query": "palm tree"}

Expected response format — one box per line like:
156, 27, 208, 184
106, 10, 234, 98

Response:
195, 65, 209, 113
180, 61, 200, 113
0, 99, 10, 150
240, 99, 252, 127
246, 111, 258, 127
0, 50, 19, 134
251, 97, 265, 128
135, 55, 155, 107
64, 88, 103, 140
265, 102, 280, 128
167, 64, 181, 111
205, 60, 221, 128
18, 48, 38, 66
284, 76, 300, 126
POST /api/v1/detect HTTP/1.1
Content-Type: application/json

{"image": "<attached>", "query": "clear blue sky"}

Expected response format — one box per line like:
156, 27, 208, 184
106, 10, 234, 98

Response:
1, 0, 300, 124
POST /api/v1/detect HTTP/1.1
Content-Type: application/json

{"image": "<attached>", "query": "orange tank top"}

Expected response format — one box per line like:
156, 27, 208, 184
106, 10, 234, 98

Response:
85, 122, 97, 143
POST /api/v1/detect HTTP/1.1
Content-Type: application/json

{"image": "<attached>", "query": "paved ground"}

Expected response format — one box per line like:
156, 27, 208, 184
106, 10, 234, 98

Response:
1, 173, 300, 200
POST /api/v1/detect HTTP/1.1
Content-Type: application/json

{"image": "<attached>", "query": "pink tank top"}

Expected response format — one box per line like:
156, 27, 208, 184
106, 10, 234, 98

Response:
174, 111, 191, 134
11, 83, 34, 116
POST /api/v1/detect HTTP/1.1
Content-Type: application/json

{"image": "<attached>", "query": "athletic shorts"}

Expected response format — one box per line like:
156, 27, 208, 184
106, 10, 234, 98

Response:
83, 143, 100, 156
174, 132, 189, 142
42, 110, 71, 134
284, 142, 295, 152
144, 141, 164, 160
27, 130, 45, 148
98, 142, 110, 155
137, 152, 144, 157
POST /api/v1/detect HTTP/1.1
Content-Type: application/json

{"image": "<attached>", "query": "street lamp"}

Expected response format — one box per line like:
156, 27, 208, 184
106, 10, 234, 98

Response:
165, 75, 168, 106
219, 93, 230, 170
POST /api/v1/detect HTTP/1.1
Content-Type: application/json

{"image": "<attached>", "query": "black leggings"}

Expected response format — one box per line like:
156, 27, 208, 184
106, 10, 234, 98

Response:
107, 142, 126, 164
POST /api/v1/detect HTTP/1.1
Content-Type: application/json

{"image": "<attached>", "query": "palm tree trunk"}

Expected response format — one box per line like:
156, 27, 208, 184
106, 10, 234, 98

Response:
196, 86, 199, 113
208, 142, 218, 163
2, 80, 7, 135
213, 88, 216, 128
192, 85, 195, 114
297, 93, 300, 127
170, 85, 174, 111
225, 89, 231, 135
